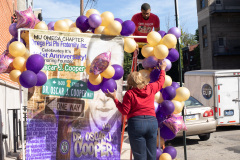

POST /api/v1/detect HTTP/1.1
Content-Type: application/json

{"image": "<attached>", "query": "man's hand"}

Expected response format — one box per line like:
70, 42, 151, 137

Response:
159, 61, 167, 71
105, 89, 117, 100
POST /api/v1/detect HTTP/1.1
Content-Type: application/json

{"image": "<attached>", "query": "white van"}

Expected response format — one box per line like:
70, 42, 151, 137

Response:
184, 70, 240, 126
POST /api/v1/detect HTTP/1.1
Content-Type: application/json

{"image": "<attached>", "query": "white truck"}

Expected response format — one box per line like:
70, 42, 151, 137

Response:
184, 70, 240, 126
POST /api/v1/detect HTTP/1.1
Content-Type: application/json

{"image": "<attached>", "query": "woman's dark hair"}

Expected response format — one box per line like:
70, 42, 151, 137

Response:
141, 3, 151, 11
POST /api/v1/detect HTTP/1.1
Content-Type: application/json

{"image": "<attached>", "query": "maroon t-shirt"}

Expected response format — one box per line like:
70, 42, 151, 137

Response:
131, 12, 160, 43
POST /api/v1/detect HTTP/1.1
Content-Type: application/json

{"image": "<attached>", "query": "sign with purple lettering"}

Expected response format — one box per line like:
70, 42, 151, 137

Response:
26, 30, 124, 160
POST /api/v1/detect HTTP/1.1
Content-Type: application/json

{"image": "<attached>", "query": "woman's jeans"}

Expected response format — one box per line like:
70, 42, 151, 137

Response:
128, 115, 158, 160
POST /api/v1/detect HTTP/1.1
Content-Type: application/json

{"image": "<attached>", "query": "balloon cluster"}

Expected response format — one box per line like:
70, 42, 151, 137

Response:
86, 51, 124, 93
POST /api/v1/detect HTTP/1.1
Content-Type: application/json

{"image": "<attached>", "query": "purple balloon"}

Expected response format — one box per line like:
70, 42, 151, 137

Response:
47, 21, 55, 30
19, 70, 37, 88
87, 80, 101, 91
101, 79, 117, 93
9, 23, 18, 37
26, 54, 45, 74
88, 14, 102, 28
36, 71, 47, 86
163, 146, 177, 159
160, 124, 176, 140
171, 82, 180, 89
158, 30, 166, 38
120, 20, 136, 36
162, 86, 176, 100
114, 18, 123, 24
168, 27, 181, 39
159, 100, 175, 116
150, 68, 161, 83
76, 15, 90, 32
142, 56, 158, 69
156, 148, 163, 160
163, 59, 172, 71
112, 64, 124, 80
166, 48, 179, 62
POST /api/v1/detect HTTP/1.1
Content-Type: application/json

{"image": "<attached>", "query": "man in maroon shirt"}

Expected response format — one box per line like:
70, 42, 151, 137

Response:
131, 3, 160, 69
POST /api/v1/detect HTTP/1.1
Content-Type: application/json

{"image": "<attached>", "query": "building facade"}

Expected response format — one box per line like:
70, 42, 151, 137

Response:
196, 0, 240, 69
182, 44, 200, 72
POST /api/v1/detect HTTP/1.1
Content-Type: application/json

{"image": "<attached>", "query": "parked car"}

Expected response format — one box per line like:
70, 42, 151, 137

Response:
177, 96, 217, 141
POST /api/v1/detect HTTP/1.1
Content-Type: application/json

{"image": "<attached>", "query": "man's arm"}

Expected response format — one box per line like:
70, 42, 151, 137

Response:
154, 27, 160, 32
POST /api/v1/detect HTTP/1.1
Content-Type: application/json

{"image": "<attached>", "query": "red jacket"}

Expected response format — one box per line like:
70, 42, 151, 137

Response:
114, 70, 165, 120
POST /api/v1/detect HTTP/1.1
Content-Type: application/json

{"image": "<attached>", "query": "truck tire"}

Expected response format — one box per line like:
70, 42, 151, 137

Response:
198, 133, 210, 141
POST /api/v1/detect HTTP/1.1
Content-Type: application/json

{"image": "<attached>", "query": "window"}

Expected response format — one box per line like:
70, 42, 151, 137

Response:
203, 38, 208, 48
216, 0, 222, 5
218, 37, 225, 47
200, 0, 205, 9
185, 96, 203, 107
202, 25, 207, 35
202, 25, 208, 48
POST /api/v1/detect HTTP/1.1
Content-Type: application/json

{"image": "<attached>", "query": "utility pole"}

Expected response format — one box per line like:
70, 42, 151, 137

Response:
80, 0, 84, 15
174, 0, 187, 160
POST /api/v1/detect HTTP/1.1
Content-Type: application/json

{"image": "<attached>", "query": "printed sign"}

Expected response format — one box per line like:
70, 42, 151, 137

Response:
26, 30, 124, 160
202, 84, 213, 99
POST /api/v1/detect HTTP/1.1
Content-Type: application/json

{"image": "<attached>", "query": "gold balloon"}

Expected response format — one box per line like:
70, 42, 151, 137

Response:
163, 75, 172, 88
34, 21, 48, 30
174, 87, 190, 101
86, 9, 101, 18
106, 20, 122, 35
172, 100, 184, 114
22, 49, 30, 59
181, 101, 185, 107
9, 41, 26, 57
154, 91, 164, 103
100, 65, 115, 79
147, 31, 162, 47
89, 73, 103, 85
69, 27, 81, 33
139, 69, 150, 82
63, 19, 74, 27
100, 11, 114, 26
9, 70, 22, 82
124, 38, 137, 53
54, 20, 69, 32
102, 27, 111, 35
159, 153, 172, 160
13, 57, 26, 70
69, 22, 76, 29
154, 44, 169, 59
21, 31, 29, 43
142, 45, 154, 58
162, 34, 177, 49
94, 26, 105, 34
85, 63, 91, 75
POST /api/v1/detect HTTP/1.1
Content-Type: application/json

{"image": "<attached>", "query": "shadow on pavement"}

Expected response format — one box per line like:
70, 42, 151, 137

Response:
165, 137, 199, 147
216, 125, 240, 132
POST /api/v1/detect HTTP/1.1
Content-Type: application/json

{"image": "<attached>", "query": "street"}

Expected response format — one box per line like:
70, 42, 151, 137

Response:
167, 126, 240, 160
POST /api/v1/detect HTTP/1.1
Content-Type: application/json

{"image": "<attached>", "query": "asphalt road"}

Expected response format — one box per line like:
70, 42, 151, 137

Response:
166, 126, 240, 160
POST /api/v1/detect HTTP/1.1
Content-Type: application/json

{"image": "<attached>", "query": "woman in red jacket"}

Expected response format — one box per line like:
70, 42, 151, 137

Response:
106, 61, 166, 160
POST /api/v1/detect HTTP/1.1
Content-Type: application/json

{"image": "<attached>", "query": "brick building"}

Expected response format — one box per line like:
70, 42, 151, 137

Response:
196, 0, 240, 69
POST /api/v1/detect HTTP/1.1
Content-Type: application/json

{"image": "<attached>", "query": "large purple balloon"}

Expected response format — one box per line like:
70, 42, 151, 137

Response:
88, 14, 102, 28
76, 15, 90, 32
120, 20, 136, 36
171, 82, 180, 89
158, 30, 166, 38
168, 27, 181, 39
162, 86, 176, 100
114, 18, 123, 24
163, 146, 177, 159
142, 56, 158, 69
9, 23, 18, 37
160, 124, 176, 140
36, 71, 47, 86
112, 64, 124, 80
150, 68, 161, 83
154, 101, 159, 113
101, 79, 117, 93
87, 80, 101, 91
26, 54, 45, 74
156, 147, 163, 160
159, 100, 175, 116
166, 48, 179, 62
19, 70, 37, 88
47, 21, 55, 30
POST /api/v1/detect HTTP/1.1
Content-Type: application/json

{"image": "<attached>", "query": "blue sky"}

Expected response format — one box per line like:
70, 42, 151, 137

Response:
34, 0, 198, 35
